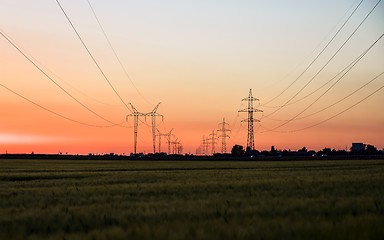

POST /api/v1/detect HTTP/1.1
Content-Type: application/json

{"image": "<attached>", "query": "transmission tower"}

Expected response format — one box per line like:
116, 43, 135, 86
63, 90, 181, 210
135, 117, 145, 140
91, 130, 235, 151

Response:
209, 130, 217, 155
126, 103, 163, 154
156, 128, 173, 153
202, 136, 210, 155
171, 138, 181, 154
176, 141, 183, 154
148, 103, 163, 153
217, 117, 231, 153
238, 89, 263, 150
167, 131, 174, 154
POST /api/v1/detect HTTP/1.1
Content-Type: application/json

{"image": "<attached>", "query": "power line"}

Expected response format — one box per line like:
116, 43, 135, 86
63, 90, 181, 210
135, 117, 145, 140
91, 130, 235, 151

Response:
1, 29, 120, 107
262, 44, 368, 109
86, 0, 152, 106
55, 0, 132, 112
264, 32, 384, 130
0, 30, 123, 126
290, 84, 384, 132
0, 82, 124, 128
261, 71, 384, 133
262, 0, 364, 106
265, 0, 381, 117
292, 71, 384, 121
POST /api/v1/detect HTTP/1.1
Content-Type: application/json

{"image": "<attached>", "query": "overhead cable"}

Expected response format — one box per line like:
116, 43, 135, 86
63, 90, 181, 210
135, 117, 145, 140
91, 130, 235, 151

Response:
264, 32, 383, 130
55, 0, 132, 112
262, 0, 364, 106
86, 0, 152, 106
261, 71, 384, 133
0, 82, 125, 128
0, 30, 125, 126
290, 83, 384, 132
265, 0, 381, 117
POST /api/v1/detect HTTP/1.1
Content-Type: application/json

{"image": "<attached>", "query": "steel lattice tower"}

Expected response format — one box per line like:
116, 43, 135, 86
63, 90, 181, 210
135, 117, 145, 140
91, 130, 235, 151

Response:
126, 103, 163, 154
217, 118, 231, 153
209, 130, 217, 155
148, 103, 163, 153
238, 89, 262, 150
156, 128, 173, 154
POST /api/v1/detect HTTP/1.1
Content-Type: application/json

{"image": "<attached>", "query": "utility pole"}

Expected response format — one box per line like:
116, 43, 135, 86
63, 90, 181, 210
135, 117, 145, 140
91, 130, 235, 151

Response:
238, 89, 262, 150
209, 130, 217, 155
126, 103, 163, 154
156, 128, 173, 153
217, 117, 231, 154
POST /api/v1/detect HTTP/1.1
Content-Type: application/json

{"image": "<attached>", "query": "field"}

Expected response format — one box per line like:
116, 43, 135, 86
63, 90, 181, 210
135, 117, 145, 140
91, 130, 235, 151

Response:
0, 159, 383, 240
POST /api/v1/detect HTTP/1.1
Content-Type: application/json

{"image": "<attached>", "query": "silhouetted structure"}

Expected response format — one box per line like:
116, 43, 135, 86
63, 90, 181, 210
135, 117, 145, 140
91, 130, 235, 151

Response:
217, 118, 231, 154
351, 143, 364, 153
126, 103, 163, 154
231, 144, 245, 157
156, 128, 174, 154
209, 130, 217, 154
239, 89, 262, 150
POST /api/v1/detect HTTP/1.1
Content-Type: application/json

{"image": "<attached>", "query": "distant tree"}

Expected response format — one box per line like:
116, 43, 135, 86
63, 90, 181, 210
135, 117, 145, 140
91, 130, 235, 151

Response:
245, 146, 259, 157
296, 147, 309, 156
261, 150, 269, 156
365, 144, 378, 155
336, 149, 347, 155
298, 147, 307, 153
245, 146, 252, 155
322, 148, 332, 155
231, 145, 245, 157
281, 149, 289, 156
270, 146, 277, 156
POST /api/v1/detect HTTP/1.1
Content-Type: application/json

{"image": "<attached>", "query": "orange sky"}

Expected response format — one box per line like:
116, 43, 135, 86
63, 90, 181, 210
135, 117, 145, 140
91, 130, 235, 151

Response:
0, 1, 383, 154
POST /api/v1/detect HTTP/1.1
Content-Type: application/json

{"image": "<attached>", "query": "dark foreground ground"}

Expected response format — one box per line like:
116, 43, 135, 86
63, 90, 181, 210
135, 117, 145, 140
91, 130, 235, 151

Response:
0, 159, 383, 240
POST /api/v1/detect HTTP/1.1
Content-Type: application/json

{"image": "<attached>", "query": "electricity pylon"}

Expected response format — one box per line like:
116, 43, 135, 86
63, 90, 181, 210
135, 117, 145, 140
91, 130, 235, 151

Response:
177, 142, 183, 154
202, 135, 210, 155
217, 117, 231, 153
148, 103, 163, 153
209, 130, 217, 155
126, 103, 163, 154
126, 104, 145, 154
173, 140, 182, 154
171, 138, 181, 154
196, 145, 202, 155
166, 131, 174, 154
202, 136, 206, 155
156, 128, 173, 153
238, 89, 262, 150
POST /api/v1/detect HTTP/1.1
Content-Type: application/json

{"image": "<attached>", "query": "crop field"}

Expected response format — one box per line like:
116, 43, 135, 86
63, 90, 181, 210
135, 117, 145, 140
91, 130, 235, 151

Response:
0, 159, 383, 240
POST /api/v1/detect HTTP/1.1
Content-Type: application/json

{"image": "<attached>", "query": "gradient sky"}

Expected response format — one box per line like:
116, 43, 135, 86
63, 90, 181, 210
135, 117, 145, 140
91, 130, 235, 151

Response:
1, 0, 383, 154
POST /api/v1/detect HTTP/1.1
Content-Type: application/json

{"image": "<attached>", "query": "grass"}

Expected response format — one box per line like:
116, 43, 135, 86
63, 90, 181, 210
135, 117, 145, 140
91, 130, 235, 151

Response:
0, 159, 383, 239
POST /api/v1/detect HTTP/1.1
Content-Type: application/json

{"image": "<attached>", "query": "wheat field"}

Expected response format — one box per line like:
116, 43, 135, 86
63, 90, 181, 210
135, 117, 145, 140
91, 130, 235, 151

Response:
0, 159, 383, 239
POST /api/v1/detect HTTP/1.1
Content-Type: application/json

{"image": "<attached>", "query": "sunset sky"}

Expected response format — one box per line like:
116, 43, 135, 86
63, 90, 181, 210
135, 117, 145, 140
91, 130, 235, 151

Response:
1, 0, 383, 154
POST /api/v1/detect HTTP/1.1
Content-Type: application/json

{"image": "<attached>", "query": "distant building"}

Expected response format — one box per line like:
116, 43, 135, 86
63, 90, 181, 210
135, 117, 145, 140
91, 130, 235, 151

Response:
351, 143, 364, 153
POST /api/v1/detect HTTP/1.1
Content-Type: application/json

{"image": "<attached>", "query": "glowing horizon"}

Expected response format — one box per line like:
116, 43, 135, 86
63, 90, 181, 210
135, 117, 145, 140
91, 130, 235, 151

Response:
1, 0, 383, 154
